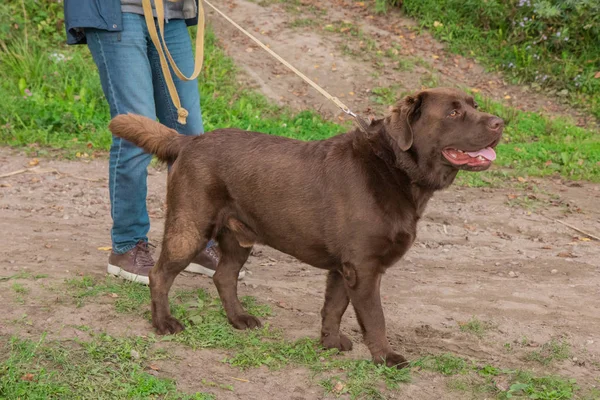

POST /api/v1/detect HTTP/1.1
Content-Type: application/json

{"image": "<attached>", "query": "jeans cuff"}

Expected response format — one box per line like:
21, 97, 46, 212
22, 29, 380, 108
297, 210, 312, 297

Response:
113, 242, 137, 255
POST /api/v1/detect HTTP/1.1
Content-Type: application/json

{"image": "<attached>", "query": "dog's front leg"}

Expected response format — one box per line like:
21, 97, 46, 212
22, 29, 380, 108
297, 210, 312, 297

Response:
320, 270, 353, 351
342, 263, 408, 369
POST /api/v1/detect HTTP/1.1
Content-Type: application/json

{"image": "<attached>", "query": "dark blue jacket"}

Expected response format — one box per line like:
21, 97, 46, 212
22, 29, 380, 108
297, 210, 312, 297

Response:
64, 0, 199, 45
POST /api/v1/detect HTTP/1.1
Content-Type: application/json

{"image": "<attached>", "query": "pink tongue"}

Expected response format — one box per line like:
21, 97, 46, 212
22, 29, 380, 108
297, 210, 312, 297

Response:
466, 147, 496, 161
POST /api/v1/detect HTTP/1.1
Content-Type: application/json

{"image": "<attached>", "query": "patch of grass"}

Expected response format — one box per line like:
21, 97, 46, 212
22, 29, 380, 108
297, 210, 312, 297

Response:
454, 169, 510, 187
395, 0, 600, 120
471, 90, 600, 182
289, 17, 319, 28
0, 22, 346, 154
525, 339, 571, 366
419, 72, 441, 88
0, 272, 49, 282
317, 360, 411, 400
501, 371, 578, 400
60, 276, 411, 399
11, 283, 28, 294
65, 275, 151, 311
459, 316, 492, 338
370, 86, 401, 106
412, 353, 470, 376
0, 333, 214, 399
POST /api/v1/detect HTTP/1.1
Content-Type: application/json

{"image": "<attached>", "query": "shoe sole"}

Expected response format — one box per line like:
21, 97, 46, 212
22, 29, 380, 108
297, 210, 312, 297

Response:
185, 262, 246, 280
107, 263, 150, 285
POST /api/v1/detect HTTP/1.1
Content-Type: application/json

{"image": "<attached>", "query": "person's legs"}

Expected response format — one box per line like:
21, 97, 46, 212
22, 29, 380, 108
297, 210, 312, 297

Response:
86, 13, 158, 283
148, 19, 244, 279
150, 19, 204, 136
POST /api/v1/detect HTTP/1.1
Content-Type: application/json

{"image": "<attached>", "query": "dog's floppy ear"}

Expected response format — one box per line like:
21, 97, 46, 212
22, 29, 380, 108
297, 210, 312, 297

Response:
384, 92, 424, 151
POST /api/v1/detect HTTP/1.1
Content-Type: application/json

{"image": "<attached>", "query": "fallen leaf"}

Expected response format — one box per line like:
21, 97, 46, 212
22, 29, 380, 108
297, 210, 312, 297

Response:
109, 293, 119, 298
433, 21, 443, 28
544, 160, 552, 166
517, 176, 527, 183
28, 158, 39, 166
333, 381, 346, 393
557, 251, 576, 258
97, 246, 112, 251
21, 373, 34, 381
432, 55, 439, 59
44, 244, 52, 249
594, 71, 600, 79
245, 47, 253, 53
507, 194, 518, 200
149, 364, 160, 371
1, 183, 12, 188
349, 91, 355, 96
504, 95, 511, 100
471, 88, 480, 93
579, 237, 591, 242
541, 245, 553, 250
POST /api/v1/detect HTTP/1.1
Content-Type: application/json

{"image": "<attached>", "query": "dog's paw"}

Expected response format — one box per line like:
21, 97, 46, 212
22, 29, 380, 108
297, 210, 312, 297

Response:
153, 316, 185, 335
374, 352, 409, 369
321, 333, 354, 352
230, 314, 262, 330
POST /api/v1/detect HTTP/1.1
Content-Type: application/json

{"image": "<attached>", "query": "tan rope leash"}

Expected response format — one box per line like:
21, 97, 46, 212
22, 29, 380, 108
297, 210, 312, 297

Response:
202, 0, 370, 132
143, 0, 369, 131
143, 0, 207, 124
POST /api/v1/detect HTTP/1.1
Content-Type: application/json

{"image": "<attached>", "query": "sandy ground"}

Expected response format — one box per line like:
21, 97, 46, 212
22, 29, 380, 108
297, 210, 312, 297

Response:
1, 0, 599, 397
1, 148, 598, 398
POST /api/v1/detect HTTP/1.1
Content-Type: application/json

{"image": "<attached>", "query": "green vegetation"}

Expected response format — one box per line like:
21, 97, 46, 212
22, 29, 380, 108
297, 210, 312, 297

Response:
459, 316, 493, 338
1, 333, 214, 399
391, 0, 600, 120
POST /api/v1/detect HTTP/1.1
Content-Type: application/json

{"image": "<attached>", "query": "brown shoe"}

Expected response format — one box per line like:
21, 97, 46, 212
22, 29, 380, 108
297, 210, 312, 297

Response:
107, 241, 154, 285
185, 243, 245, 280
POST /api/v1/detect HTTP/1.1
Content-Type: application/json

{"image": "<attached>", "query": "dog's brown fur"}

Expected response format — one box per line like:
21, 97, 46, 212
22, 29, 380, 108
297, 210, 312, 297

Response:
109, 87, 504, 368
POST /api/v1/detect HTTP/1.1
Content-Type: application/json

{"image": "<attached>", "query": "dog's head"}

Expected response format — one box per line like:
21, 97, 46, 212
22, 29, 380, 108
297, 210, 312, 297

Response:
383, 87, 503, 186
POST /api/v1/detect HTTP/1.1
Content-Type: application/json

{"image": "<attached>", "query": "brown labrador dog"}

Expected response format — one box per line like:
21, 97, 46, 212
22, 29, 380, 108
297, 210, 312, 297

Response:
109, 87, 503, 368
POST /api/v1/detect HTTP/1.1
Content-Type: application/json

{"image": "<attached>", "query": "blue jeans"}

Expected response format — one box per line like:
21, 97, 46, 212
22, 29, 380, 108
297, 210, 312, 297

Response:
86, 13, 204, 254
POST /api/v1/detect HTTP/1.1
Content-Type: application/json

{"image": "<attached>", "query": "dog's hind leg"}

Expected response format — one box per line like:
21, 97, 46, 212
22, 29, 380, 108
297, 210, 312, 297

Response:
320, 270, 353, 351
213, 229, 260, 329
150, 216, 204, 335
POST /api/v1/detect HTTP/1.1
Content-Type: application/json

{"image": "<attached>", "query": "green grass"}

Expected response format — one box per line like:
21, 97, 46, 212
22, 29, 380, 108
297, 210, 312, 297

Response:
2, 2, 599, 182
459, 316, 492, 338
0, 25, 345, 155
0, 333, 214, 399
525, 339, 571, 366
5, 274, 593, 399
369, 84, 600, 182
393, 0, 600, 120
61, 276, 411, 399
471, 90, 600, 181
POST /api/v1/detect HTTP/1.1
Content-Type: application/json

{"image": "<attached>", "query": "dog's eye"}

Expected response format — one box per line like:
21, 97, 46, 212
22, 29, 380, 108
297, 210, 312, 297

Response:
448, 110, 459, 118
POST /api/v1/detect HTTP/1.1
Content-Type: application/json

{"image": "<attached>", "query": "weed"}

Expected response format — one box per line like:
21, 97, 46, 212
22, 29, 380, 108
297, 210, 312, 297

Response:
525, 339, 571, 366
412, 353, 469, 376
459, 316, 492, 338
317, 360, 410, 399
11, 283, 28, 294
501, 371, 578, 400
289, 18, 318, 28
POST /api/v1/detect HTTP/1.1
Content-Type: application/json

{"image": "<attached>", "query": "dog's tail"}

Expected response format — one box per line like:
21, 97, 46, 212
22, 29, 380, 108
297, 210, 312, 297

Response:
108, 114, 195, 163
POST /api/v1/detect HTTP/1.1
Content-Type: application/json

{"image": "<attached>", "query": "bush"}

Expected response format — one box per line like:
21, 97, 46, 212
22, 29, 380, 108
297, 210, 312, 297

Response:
398, 0, 600, 118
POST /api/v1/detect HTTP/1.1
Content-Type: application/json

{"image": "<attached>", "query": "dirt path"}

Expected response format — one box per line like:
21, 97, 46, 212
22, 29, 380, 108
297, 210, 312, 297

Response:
1, 1, 600, 397
1, 147, 599, 398
207, 0, 596, 127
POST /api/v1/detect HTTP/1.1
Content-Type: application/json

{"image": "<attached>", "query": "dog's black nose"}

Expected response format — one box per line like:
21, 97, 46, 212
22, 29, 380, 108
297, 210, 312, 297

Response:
488, 117, 504, 131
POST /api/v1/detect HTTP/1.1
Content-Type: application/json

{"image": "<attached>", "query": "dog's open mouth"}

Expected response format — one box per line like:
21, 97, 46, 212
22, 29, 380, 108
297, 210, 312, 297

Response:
442, 146, 496, 170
